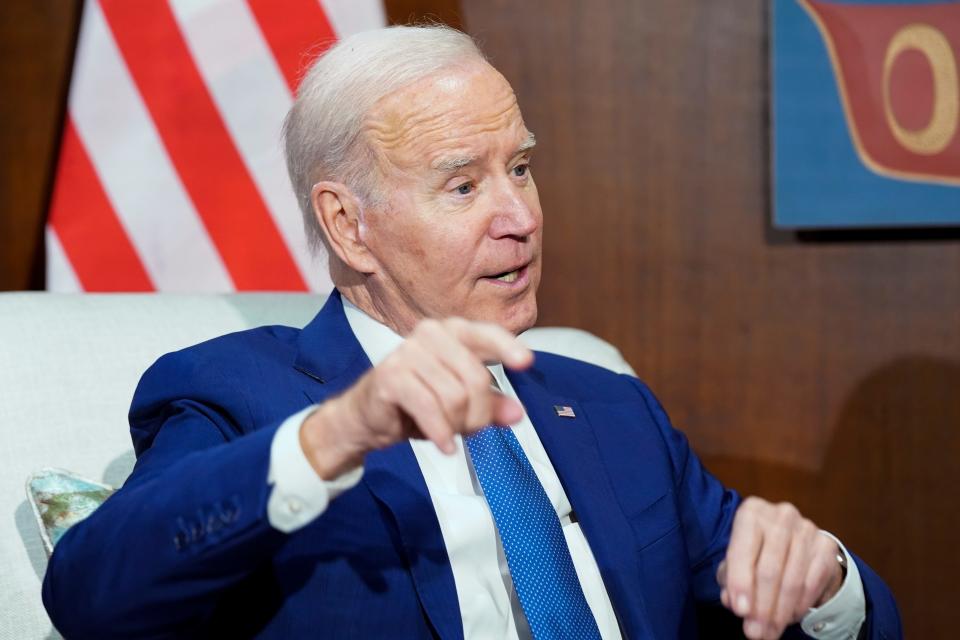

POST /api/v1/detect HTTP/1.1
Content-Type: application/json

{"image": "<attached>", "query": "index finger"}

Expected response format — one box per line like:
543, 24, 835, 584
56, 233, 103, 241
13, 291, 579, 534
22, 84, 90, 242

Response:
442, 317, 533, 370
724, 505, 763, 618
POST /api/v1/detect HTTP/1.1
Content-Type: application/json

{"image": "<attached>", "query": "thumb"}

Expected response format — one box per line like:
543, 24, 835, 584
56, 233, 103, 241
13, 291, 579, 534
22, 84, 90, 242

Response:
491, 392, 525, 426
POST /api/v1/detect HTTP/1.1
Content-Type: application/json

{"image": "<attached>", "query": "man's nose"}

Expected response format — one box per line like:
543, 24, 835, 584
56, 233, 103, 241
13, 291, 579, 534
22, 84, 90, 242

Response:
489, 184, 539, 239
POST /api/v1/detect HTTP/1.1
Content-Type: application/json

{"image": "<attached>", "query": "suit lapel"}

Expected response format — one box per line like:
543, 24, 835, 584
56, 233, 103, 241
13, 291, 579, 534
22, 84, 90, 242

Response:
292, 291, 463, 640
364, 447, 464, 640
508, 366, 654, 639
293, 290, 371, 394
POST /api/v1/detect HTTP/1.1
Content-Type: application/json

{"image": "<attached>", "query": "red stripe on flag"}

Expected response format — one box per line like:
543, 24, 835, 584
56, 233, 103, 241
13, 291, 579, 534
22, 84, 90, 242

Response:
49, 120, 154, 292
99, 0, 308, 291
247, 0, 337, 94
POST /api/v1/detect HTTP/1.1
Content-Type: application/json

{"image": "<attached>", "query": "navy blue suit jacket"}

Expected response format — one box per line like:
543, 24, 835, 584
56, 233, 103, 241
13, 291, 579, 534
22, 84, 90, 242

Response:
43, 291, 901, 638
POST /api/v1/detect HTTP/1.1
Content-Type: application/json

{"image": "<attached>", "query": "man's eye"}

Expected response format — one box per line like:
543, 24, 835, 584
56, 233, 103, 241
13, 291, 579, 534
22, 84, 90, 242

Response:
456, 182, 474, 195
513, 164, 529, 177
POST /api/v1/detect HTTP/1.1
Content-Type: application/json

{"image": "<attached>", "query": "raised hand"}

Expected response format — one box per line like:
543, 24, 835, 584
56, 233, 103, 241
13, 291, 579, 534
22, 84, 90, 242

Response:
299, 317, 534, 478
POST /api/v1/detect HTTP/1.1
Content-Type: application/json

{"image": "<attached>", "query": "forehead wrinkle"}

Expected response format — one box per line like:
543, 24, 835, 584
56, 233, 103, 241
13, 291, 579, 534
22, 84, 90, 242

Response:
365, 88, 520, 153
365, 109, 451, 149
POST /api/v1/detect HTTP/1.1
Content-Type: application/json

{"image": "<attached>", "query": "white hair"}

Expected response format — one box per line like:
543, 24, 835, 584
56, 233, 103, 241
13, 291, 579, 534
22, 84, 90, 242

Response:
283, 25, 487, 253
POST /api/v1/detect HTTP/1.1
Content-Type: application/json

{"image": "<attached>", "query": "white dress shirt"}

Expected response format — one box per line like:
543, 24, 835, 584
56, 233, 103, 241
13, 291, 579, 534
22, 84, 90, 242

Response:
265, 299, 865, 639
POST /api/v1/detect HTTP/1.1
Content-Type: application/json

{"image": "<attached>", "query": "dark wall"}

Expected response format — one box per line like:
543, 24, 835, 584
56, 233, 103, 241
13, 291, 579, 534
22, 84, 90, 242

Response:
462, 1, 959, 637
0, 0, 80, 290
3, 0, 957, 636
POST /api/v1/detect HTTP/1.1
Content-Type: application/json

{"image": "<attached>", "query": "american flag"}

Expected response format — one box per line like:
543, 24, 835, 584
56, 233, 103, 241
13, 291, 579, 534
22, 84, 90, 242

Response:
46, 0, 385, 292
554, 405, 576, 418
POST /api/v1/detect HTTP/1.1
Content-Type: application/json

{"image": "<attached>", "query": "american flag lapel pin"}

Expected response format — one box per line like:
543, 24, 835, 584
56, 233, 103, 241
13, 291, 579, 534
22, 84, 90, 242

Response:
553, 405, 576, 418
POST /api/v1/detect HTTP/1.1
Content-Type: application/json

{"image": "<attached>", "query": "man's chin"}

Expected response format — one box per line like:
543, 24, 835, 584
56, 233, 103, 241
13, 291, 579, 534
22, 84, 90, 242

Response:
499, 300, 538, 336
462, 288, 538, 334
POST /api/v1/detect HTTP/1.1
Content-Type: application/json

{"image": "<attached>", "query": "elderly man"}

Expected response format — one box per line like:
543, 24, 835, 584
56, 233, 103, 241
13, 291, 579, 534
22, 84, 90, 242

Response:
43, 25, 899, 640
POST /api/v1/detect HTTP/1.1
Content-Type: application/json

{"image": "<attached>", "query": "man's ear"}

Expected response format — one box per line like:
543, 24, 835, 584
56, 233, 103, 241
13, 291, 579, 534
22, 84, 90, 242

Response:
310, 181, 377, 273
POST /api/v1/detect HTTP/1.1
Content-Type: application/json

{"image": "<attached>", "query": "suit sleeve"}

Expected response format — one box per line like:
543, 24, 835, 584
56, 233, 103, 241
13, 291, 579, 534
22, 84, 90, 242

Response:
42, 349, 291, 639
628, 378, 739, 597
629, 377, 902, 640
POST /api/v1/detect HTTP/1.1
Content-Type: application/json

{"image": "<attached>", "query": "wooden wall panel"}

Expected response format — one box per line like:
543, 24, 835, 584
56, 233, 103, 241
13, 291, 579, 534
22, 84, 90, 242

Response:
462, 1, 960, 637
385, 0, 463, 29
0, 0, 81, 290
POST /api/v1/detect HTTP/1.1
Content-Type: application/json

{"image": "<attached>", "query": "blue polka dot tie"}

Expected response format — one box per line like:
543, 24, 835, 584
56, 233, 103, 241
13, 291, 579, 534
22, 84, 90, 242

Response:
465, 425, 602, 639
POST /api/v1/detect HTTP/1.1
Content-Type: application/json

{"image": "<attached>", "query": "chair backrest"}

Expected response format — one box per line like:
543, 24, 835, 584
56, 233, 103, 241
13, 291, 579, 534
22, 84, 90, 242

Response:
0, 292, 634, 638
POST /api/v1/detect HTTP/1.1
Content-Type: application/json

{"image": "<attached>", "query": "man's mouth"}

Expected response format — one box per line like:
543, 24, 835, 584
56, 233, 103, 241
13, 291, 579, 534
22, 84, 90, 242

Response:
483, 263, 529, 286
492, 269, 520, 283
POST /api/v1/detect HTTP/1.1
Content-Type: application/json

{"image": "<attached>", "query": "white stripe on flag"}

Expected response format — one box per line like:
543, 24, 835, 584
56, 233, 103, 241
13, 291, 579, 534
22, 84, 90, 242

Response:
45, 227, 83, 293
69, 0, 234, 292
169, 0, 331, 293
320, 0, 387, 38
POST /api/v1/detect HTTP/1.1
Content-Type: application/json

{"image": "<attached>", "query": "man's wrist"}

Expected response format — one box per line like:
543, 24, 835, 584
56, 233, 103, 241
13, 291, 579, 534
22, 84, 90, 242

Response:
801, 533, 866, 639
299, 399, 368, 479
268, 406, 365, 533
815, 541, 847, 606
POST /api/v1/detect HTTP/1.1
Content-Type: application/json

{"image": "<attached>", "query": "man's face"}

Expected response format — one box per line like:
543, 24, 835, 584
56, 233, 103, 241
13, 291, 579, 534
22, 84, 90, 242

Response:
359, 61, 542, 335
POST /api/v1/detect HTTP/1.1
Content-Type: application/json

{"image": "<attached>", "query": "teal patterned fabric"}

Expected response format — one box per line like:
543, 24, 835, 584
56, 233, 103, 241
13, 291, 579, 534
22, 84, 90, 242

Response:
26, 469, 114, 555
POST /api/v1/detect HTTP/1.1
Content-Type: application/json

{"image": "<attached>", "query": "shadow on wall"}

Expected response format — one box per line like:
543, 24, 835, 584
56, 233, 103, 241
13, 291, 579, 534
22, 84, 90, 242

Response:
705, 356, 960, 640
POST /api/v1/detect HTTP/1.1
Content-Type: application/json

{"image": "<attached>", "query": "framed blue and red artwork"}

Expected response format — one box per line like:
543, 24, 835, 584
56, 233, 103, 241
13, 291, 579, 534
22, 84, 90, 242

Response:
772, 0, 960, 229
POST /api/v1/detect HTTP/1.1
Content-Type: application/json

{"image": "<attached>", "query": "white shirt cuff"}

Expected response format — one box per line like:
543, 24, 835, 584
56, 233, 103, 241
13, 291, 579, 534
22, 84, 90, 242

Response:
266, 405, 364, 533
800, 531, 866, 640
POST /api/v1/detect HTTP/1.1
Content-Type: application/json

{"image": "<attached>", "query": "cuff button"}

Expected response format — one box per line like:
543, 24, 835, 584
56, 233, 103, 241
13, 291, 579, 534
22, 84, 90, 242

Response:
287, 497, 303, 514
813, 621, 826, 633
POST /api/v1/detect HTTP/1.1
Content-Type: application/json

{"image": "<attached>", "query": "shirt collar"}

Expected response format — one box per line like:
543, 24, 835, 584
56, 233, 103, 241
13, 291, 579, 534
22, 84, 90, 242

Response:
341, 296, 405, 367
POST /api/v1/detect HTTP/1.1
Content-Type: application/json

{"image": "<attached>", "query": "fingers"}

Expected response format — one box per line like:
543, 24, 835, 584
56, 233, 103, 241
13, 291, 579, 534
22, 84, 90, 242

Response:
404, 337, 475, 428
411, 318, 531, 426
721, 499, 842, 640
441, 316, 533, 370
361, 317, 532, 456
410, 321, 502, 430
774, 520, 817, 626
405, 322, 509, 434
724, 498, 763, 619
491, 391, 525, 426
717, 560, 730, 609
749, 506, 795, 638
391, 366, 458, 454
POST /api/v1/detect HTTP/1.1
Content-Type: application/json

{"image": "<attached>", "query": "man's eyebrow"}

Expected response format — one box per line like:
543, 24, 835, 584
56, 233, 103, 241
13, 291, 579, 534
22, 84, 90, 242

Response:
432, 154, 480, 173
431, 133, 537, 173
515, 132, 537, 155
